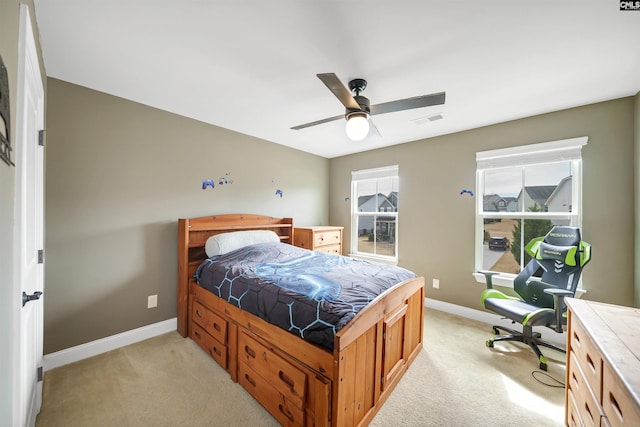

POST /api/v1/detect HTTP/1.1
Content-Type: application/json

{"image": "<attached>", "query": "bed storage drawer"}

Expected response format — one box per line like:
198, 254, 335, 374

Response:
190, 322, 228, 369
239, 361, 305, 426
192, 300, 227, 344
238, 330, 307, 409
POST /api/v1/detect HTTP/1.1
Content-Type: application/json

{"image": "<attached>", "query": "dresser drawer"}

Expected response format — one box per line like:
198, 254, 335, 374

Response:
602, 362, 640, 427
314, 243, 341, 255
238, 330, 307, 409
567, 388, 584, 427
239, 361, 305, 427
191, 322, 228, 369
571, 317, 603, 400
569, 351, 606, 427
314, 230, 341, 248
192, 300, 228, 344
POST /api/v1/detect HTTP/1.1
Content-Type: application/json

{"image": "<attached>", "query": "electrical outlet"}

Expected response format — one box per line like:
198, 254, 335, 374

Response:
147, 294, 158, 308
432, 279, 440, 289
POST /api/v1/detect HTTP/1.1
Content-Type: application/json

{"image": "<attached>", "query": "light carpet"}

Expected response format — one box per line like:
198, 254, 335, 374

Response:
36, 308, 566, 426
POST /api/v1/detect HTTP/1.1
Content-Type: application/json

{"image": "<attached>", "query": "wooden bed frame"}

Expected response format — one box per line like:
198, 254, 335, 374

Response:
177, 214, 424, 427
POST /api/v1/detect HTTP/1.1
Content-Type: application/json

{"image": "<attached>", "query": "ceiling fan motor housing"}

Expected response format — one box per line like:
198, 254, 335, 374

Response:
348, 95, 370, 117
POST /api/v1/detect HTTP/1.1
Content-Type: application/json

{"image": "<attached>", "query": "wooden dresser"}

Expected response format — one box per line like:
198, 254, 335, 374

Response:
565, 298, 640, 427
294, 226, 343, 255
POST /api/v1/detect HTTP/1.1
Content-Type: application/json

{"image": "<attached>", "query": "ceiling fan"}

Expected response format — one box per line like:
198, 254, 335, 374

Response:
291, 73, 445, 141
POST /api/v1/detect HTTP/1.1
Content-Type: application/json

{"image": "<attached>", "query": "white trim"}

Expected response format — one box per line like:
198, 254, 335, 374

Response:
351, 164, 398, 180
348, 252, 398, 266
424, 298, 566, 347
42, 318, 177, 371
476, 136, 588, 169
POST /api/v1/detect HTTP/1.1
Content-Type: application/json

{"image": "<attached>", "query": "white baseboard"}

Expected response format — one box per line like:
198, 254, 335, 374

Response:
424, 298, 566, 347
43, 318, 177, 371
43, 300, 565, 372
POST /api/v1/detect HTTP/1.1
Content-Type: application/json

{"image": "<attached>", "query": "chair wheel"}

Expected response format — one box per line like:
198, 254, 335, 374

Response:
486, 340, 494, 348
539, 362, 548, 371
492, 327, 500, 335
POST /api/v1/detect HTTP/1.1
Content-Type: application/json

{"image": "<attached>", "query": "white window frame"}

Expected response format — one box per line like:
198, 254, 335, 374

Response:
350, 165, 399, 265
473, 136, 588, 288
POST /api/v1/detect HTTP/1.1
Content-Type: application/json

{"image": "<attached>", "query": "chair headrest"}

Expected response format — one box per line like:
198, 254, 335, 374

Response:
536, 242, 579, 266
525, 226, 591, 267
544, 226, 581, 246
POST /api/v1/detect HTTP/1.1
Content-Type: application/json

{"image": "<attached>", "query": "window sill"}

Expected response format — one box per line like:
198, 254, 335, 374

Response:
472, 272, 587, 299
349, 253, 398, 266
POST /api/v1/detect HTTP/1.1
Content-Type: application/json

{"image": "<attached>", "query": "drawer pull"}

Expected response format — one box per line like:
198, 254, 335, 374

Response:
584, 401, 594, 423
195, 309, 203, 318
586, 353, 595, 372
214, 323, 222, 332
194, 331, 201, 340
212, 346, 222, 357
278, 404, 294, 422
244, 345, 256, 359
610, 392, 623, 421
573, 330, 580, 344
278, 370, 295, 392
244, 373, 256, 388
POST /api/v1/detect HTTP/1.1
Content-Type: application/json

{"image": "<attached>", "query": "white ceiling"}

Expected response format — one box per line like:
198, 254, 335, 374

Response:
33, 1, 640, 159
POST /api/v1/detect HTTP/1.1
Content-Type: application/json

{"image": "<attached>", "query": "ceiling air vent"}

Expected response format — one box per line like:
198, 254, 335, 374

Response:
412, 113, 443, 125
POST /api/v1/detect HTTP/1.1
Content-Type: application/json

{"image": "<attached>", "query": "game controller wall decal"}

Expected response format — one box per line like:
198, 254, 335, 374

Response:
202, 173, 234, 190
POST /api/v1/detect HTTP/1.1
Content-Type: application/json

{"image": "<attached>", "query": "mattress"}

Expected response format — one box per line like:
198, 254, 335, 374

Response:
195, 241, 416, 349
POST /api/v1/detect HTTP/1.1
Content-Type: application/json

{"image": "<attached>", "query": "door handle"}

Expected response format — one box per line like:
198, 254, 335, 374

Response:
22, 291, 43, 307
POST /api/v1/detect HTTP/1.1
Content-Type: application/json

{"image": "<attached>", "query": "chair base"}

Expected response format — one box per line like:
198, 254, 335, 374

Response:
486, 324, 565, 371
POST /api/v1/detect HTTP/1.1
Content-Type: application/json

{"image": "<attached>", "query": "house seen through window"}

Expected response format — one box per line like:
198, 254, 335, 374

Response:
475, 137, 587, 278
351, 165, 399, 263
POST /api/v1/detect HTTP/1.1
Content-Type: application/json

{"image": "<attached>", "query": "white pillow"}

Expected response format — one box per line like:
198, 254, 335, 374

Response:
205, 230, 280, 257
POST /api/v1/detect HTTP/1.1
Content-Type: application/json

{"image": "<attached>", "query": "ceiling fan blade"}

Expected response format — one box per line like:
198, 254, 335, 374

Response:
368, 118, 381, 138
370, 92, 445, 116
291, 113, 343, 130
317, 73, 360, 110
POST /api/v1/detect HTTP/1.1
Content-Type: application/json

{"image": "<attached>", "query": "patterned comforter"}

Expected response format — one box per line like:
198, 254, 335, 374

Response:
195, 241, 416, 349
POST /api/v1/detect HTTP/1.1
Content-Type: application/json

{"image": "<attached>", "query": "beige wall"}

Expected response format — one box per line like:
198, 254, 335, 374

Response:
330, 97, 637, 310
636, 92, 640, 308
0, 0, 45, 422
44, 78, 329, 353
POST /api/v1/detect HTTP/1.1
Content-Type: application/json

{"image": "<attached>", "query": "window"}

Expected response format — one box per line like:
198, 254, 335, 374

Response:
475, 137, 587, 282
351, 165, 399, 263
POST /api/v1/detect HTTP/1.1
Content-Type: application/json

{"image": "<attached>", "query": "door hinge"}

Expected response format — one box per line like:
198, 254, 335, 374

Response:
37, 366, 43, 382
38, 249, 44, 264
38, 129, 45, 147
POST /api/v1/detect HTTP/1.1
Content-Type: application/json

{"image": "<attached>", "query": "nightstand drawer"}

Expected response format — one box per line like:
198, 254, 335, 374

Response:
294, 226, 343, 254
314, 243, 341, 254
314, 230, 341, 247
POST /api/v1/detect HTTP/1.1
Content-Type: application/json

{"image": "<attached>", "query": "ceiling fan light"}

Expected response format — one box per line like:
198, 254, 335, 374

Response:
345, 113, 369, 141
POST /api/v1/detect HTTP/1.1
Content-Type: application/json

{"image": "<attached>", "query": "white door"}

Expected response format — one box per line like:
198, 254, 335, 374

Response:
14, 5, 45, 427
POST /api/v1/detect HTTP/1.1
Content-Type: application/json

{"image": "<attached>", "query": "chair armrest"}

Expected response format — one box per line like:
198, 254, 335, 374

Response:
478, 270, 500, 289
544, 288, 574, 332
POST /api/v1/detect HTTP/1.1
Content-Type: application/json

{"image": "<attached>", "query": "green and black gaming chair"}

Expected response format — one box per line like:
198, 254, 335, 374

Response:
479, 226, 591, 370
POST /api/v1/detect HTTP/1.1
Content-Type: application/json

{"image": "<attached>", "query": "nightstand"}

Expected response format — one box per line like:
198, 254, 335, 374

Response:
294, 226, 343, 255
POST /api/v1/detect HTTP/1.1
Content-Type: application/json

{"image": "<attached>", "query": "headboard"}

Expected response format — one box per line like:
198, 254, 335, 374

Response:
176, 214, 294, 336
